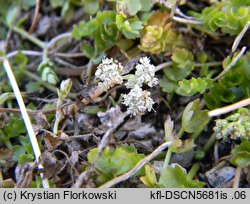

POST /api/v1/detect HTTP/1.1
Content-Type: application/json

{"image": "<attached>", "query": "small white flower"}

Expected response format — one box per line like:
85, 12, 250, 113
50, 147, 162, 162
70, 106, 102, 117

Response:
122, 85, 155, 116
126, 56, 158, 88
95, 58, 123, 90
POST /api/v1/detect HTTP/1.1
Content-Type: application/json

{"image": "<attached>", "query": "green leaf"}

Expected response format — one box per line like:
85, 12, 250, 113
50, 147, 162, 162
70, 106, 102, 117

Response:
159, 77, 178, 93
0, 92, 14, 105
126, 0, 141, 16
211, 83, 235, 103
116, 15, 143, 39
0, 116, 26, 147
230, 141, 250, 168
6, 5, 19, 26
158, 164, 205, 188
182, 99, 209, 133
21, 0, 36, 10
196, 1, 250, 35
163, 62, 194, 82
38, 58, 58, 85
139, 0, 153, 11
72, 11, 120, 61
82, 0, 99, 14
140, 165, 157, 188
18, 154, 34, 164
25, 82, 41, 93
12, 145, 26, 162
49, 0, 65, 8
176, 77, 214, 96
72, 21, 96, 40
10, 51, 28, 80
82, 44, 95, 59
114, 0, 153, 16
87, 145, 145, 184
171, 48, 194, 68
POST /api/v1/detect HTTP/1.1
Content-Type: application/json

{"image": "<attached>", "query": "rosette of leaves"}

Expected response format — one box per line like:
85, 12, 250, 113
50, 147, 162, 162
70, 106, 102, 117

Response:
72, 11, 120, 62
38, 58, 58, 85
116, 14, 143, 39
220, 51, 250, 97
213, 108, 250, 140
191, 0, 250, 35
87, 144, 145, 185
139, 11, 187, 54
205, 51, 250, 109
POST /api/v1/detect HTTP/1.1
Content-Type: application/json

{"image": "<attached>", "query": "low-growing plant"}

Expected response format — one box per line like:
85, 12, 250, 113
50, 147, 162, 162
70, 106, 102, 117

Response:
87, 144, 145, 185
1, 0, 250, 188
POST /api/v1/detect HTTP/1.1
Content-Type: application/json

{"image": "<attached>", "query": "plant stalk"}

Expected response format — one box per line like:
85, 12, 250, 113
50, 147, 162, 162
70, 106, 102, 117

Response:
12, 26, 45, 49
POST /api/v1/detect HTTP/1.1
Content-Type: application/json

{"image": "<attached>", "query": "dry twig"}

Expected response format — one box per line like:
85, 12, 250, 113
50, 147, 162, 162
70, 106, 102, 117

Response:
208, 97, 250, 117
29, 0, 40, 33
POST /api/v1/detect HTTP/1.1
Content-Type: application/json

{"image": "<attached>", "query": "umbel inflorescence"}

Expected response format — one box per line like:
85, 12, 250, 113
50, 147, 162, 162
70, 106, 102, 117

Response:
95, 57, 158, 116
95, 58, 124, 90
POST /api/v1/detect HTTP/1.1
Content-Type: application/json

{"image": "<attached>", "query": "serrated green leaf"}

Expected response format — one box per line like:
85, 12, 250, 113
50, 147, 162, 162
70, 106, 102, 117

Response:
196, 1, 250, 35
177, 77, 214, 96
72, 11, 119, 61
116, 15, 143, 39
158, 164, 205, 188
72, 21, 88, 40
230, 141, 250, 168
87, 145, 145, 184
171, 48, 194, 68
163, 62, 194, 82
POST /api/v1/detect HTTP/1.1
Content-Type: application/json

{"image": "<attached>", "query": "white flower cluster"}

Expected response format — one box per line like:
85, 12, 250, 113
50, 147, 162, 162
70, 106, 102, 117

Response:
95, 58, 123, 90
95, 56, 158, 116
122, 57, 157, 116
126, 56, 158, 88
122, 85, 155, 116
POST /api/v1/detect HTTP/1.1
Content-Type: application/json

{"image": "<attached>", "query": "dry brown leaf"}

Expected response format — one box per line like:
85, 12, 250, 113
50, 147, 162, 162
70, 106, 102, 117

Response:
40, 151, 61, 179
15, 163, 35, 188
